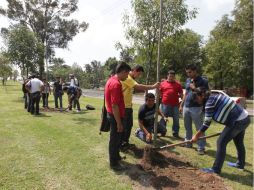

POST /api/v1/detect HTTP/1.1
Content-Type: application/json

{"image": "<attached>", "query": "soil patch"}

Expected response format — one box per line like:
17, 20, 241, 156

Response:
122, 146, 232, 190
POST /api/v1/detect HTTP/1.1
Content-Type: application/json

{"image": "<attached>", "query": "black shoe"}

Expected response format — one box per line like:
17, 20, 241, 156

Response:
173, 133, 180, 138
110, 164, 127, 171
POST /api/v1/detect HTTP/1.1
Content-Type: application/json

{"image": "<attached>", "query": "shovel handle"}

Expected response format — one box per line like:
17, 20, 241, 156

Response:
158, 132, 221, 150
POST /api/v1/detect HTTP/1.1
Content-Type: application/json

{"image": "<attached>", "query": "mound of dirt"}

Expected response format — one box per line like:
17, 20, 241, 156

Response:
122, 146, 232, 190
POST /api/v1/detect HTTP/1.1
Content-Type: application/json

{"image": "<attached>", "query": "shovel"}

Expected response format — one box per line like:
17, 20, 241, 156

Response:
154, 132, 221, 150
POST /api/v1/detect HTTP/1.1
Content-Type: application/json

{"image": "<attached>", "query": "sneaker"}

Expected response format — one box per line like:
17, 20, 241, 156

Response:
76, 110, 81, 113
201, 168, 215, 173
227, 162, 244, 170
197, 149, 205, 155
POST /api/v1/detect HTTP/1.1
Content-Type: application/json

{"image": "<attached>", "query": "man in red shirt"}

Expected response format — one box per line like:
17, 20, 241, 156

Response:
160, 70, 183, 138
105, 61, 131, 171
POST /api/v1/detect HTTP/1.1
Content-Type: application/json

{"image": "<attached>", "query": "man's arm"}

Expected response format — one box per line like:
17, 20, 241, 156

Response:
112, 104, 123, 133
179, 90, 187, 113
134, 82, 160, 91
138, 120, 152, 142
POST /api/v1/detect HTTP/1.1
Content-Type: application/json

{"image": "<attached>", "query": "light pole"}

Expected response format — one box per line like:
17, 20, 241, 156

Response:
153, 0, 163, 142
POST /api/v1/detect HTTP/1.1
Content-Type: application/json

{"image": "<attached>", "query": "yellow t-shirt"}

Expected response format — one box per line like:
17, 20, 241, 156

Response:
121, 75, 138, 108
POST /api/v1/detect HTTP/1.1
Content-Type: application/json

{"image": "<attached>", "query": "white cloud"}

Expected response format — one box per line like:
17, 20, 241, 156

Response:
203, 0, 234, 12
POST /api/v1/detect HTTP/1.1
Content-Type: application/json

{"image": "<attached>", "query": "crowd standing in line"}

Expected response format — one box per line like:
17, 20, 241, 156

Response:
22, 73, 83, 114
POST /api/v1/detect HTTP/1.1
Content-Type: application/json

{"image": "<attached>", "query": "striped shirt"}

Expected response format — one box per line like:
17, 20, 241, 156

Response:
200, 93, 244, 132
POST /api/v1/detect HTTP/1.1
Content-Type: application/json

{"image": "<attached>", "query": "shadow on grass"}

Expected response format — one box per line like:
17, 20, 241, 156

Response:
72, 117, 98, 125
32, 113, 51, 117
221, 169, 253, 188
205, 149, 252, 167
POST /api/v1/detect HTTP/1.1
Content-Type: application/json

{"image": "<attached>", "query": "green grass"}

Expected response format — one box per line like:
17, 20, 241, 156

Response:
0, 82, 253, 190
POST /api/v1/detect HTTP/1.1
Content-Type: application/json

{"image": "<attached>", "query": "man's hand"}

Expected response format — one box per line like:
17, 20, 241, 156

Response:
117, 123, 124, 133
146, 133, 152, 142
153, 82, 160, 89
179, 105, 183, 113
191, 131, 203, 143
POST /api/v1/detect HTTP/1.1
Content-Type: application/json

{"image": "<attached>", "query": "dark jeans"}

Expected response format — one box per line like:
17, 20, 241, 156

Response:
42, 93, 49, 107
24, 93, 28, 109
69, 95, 80, 111
54, 92, 62, 108
27, 93, 31, 112
122, 108, 133, 144
107, 113, 123, 166
212, 116, 250, 173
30, 92, 41, 114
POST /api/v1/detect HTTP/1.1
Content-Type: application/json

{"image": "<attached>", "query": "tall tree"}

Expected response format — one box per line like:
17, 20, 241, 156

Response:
160, 29, 203, 80
0, 54, 12, 85
232, 0, 253, 95
204, 0, 253, 95
123, 0, 197, 83
0, 0, 88, 75
2, 24, 44, 77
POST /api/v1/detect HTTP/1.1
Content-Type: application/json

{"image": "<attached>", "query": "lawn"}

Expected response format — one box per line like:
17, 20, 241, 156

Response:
0, 82, 253, 190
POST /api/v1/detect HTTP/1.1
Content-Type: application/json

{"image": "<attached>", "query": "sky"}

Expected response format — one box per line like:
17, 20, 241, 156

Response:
0, 0, 235, 67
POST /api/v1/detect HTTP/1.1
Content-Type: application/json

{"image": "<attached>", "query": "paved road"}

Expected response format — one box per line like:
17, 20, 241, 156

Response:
82, 89, 254, 116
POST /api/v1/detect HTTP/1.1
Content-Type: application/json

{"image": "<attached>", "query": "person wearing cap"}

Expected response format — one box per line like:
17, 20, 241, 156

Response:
191, 88, 250, 174
53, 76, 63, 110
120, 65, 160, 151
42, 78, 51, 108
25, 74, 44, 115
159, 70, 183, 138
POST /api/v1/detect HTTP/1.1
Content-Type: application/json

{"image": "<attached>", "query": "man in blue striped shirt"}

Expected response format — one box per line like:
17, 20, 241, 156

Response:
191, 88, 250, 174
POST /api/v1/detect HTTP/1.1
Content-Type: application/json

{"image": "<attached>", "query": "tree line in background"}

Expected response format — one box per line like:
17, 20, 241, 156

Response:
0, 0, 252, 97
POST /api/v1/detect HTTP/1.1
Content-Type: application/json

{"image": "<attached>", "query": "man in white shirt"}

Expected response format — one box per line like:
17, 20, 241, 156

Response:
26, 74, 44, 115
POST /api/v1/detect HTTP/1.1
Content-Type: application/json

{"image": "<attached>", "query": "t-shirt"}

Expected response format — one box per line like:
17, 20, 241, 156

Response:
105, 76, 125, 118
160, 80, 183, 106
42, 82, 50, 93
184, 76, 209, 107
26, 78, 43, 93
54, 81, 62, 92
121, 75, 138, 108
138, 103, 156, 131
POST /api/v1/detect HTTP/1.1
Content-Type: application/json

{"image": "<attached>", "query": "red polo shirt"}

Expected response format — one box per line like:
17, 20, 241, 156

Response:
105, 76, 125, 118
160, 80, 183, 106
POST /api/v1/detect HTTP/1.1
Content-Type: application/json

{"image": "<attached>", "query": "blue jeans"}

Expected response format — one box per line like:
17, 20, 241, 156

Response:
160, 104, 180, 134
212, 116, 250, 173
183, 106, 205, 150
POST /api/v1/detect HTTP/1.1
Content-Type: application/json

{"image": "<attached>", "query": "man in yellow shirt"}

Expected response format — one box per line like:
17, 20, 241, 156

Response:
121, 65, 159, 151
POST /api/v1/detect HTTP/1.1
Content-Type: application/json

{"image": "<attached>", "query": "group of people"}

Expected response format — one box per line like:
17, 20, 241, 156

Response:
22, 73, 82, 115
104, 62, 250, 174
